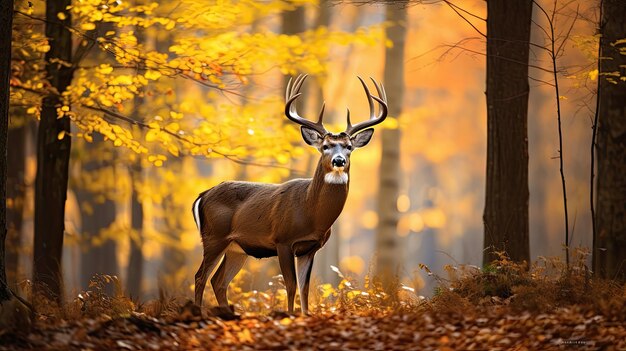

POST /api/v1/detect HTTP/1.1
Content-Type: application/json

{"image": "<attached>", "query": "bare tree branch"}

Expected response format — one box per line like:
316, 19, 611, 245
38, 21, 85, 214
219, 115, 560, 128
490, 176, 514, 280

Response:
556, 5, 580, 58
440, 44, 555, 73
442, 0, 485, 38
533, 0, 570, 267
443, 0, 485, 21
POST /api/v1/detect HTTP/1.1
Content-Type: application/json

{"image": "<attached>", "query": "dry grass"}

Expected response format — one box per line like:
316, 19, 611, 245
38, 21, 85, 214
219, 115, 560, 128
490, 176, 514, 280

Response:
426, 249, 626, 321
14, 249, 626, 329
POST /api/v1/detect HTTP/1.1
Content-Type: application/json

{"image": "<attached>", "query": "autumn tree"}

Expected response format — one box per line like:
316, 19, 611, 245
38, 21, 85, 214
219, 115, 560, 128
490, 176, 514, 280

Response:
159, 26, 197, 288
8, 0, 50, 288
127, 158, 144, 297
483, 0, 532, 265
5, 105, 28, 287
160, 160, 188, 287
376, 0, 407, 290
71, 19, 121, 289
1, 0, 15, 305
5, 120, 26, 286
32, 0, 73, 301
593, 0, 626, 281
1, 0, 31, 330
75, 136, 119, 289
5, 13, 30, 283
126, 11, 147, 298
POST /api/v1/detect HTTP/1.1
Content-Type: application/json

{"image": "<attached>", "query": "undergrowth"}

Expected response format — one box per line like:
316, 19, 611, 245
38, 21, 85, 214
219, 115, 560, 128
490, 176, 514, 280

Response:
15, 249, 626, 328
426, 249, 626, 321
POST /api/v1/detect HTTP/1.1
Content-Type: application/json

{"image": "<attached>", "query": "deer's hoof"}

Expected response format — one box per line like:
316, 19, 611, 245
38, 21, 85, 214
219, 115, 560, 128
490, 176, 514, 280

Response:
209, 306, 240, 320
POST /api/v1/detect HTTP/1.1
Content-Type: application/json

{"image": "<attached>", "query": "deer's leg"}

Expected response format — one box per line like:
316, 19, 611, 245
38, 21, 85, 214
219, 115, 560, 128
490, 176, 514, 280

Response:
211, 249, 247, 307
194, 241, 229, 307
277, 244, 297, 313
296, 252, 315, 315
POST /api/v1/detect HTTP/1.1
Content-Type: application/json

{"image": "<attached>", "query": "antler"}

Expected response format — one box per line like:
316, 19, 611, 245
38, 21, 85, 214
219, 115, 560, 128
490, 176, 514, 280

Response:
285, 74, 328, 136
344, 77, 388, 136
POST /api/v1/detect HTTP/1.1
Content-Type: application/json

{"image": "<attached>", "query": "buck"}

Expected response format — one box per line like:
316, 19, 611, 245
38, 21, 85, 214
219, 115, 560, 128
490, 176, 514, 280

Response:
192, 75, 387, 315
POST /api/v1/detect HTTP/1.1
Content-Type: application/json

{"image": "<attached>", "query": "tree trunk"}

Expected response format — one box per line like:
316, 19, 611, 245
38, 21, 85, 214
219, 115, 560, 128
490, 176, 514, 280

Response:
594, 0, 626, 282
483, 0, 532, 265
281, 2, 306, 90
282, 2, 308, 180
76, 134, 118, 290
375, 1, 406, 289
0, 0, 15, 303
282, 3, 306, 34
315, 0, 331, 29
6, 124, 26, 286
127, 12, 144, 294
33, 0, 73, 302
160, 157, 186, 287
124, 1, 147, 297
527, 6, 550, 258
126, 157, 144, 298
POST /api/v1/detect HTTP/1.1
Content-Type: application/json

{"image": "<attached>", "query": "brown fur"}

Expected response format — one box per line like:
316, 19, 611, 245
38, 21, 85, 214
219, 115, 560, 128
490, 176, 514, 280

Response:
197, 141, 350, 253
193, 134, 353, 313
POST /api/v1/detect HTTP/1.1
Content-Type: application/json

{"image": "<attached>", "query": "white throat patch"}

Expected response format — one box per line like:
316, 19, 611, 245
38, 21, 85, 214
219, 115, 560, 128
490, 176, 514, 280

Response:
324, 171, 349, 184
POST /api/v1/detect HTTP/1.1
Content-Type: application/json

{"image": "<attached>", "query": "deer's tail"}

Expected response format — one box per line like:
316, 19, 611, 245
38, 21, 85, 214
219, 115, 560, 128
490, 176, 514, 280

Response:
192, 195, 203, 233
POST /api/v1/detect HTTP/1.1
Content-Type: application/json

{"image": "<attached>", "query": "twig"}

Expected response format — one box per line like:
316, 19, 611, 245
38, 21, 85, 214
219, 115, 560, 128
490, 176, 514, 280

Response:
440, 45, 555, 74
442, 0, 485, 38
528, 75, 556, 87
555, 5, 579, 58
590, 0, 603, 252
443, 0, 485, 21
534, 0, 570, 268
532, 18, 552, 41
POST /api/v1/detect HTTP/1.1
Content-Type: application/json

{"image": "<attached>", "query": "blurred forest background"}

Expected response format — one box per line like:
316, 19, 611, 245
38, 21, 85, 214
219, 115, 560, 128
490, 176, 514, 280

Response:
4, 0, 607, 302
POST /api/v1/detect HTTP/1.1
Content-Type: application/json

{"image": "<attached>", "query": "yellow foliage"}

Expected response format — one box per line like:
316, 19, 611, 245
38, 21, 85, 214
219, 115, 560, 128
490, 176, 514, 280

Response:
144, 70, 162, 80
8, 0, 382, 167
36, 44, 50, 53
81, 22, 96, 31
97, 64, 114, 75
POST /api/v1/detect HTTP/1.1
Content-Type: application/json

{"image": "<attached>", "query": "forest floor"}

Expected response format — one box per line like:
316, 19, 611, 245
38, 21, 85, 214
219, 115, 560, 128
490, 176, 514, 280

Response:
2, 255, 625, 350
0, 304, 625, 350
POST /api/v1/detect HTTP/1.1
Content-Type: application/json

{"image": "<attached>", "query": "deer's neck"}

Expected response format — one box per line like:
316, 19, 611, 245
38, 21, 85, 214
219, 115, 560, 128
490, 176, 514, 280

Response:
306, 159, 349, 230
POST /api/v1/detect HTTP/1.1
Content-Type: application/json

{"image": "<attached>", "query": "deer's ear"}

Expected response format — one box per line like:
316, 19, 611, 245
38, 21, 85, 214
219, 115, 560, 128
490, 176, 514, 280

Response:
301, 126, 323, 147
351, 128, 374, 148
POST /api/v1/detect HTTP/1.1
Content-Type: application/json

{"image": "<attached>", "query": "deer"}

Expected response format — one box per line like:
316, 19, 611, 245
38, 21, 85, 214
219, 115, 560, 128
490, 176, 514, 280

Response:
192, 74, 387, 315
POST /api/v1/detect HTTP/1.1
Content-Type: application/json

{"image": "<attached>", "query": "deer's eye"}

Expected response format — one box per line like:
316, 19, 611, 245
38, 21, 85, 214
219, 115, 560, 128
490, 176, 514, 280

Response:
322, 145, 330, 151
347, 145, 353, 151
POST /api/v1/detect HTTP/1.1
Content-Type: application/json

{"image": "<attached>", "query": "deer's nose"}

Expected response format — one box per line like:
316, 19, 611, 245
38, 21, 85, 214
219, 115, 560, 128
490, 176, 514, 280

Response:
332, 157, 346, 168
